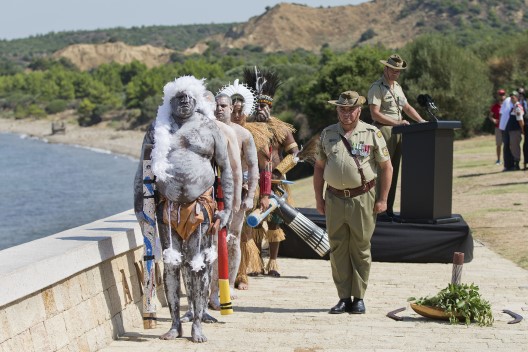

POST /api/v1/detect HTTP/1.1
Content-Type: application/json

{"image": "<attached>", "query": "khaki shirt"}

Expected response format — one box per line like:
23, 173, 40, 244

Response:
367, 75, 407, 122
316, 121, 389, 189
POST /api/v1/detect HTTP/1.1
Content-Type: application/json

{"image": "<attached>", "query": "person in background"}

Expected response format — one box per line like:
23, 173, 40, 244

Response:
243, 67, 299, 278
208, 92, 258, 306
368, 54, 425, 219
504, 91, 525, 171
314, 90, 392, 314
499, 91, 514, 171
488, 89, 506, 165
225, 82, 272, 288
518, 87, 528, 170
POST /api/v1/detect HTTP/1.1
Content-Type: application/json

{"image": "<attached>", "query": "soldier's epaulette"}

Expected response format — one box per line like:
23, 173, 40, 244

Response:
322, 124, 339, 133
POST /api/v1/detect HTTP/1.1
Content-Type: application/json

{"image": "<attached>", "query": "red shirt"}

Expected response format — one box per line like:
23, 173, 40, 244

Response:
490, 103, 501, 127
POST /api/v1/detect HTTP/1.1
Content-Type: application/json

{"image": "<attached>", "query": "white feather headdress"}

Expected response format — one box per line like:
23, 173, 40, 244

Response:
151, 75, 208, 182
218, 79, 257, 116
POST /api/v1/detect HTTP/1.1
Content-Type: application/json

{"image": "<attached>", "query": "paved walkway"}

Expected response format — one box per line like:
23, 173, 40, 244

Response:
100, 241, 527, 352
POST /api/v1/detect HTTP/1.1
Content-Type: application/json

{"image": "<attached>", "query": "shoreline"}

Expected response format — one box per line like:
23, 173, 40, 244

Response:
0, 116, 144, 159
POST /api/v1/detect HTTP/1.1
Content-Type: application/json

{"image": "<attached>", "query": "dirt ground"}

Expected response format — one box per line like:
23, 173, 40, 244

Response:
450, 136, 528, 269
2, 116, 527, 269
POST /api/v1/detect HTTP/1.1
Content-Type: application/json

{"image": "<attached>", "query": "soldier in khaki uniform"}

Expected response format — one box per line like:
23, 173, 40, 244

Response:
368, 54, 425, 218
313, 91, 392, 314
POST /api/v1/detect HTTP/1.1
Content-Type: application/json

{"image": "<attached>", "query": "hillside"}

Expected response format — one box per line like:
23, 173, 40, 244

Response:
1, 0, 527, 70
52, 42, 174, 70
186, 0, 528, 54
0, 23, 233, 66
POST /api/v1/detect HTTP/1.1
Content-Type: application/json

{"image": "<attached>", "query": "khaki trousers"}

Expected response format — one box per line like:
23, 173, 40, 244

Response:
325, 188, 376, 299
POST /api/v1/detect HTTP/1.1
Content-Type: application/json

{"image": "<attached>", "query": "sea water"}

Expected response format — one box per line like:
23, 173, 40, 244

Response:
0, 133, 138, 250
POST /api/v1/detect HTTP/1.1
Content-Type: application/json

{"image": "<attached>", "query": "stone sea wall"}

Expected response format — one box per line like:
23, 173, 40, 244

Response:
0, 210, 165, 352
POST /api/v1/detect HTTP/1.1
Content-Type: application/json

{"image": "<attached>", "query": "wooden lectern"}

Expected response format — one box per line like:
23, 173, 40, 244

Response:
392, 121, 461, 223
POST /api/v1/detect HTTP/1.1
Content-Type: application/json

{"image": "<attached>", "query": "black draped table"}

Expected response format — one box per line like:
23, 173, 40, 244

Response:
279, 208, 473, 263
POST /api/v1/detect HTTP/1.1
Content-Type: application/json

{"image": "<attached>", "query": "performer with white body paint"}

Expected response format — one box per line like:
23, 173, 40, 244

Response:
133, 76, 233, 343
208, 89, 259, 307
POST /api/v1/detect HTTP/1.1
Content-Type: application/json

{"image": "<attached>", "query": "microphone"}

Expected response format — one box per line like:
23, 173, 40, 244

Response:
417, 94, 439, 121
417, 94, 428, 107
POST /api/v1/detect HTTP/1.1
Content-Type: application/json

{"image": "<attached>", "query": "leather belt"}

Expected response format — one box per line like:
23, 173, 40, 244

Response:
374, 121, 399, 127
326, 180, 376, 199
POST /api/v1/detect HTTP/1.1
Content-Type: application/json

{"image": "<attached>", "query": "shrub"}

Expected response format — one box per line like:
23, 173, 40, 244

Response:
45, 99, 68, 114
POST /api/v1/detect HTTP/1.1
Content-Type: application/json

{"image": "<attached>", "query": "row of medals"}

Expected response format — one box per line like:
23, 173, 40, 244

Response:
351, 143, 371, 157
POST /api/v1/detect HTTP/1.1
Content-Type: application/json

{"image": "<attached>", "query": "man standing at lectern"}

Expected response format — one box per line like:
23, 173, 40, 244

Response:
368, 54, 426, 218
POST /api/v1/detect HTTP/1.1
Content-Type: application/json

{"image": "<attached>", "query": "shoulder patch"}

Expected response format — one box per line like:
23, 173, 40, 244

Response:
377, 130, 383, 138
382, 147, 389, 156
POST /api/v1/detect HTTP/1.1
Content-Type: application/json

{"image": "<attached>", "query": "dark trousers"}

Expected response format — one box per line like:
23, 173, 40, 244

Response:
503, 130, 514, 170
524, 123, 528, 167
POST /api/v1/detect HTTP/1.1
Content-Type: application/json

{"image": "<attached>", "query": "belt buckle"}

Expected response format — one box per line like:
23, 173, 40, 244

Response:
343, 189, 351, 197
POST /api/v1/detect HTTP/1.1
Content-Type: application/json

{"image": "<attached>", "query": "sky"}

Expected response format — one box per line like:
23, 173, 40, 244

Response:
2, 0, 367, 41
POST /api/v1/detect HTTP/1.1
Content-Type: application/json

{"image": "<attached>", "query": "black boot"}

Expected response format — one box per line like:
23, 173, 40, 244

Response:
329, 298, 353, 314
351, 298, 366, 314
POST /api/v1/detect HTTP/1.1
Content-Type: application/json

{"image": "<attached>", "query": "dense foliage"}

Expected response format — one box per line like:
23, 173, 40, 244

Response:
1, 25, 527, 139
401, 35, 492, 137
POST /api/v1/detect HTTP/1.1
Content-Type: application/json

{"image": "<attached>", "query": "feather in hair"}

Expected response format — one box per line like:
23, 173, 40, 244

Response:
152, 75, 208, 181
243, 66, 282, 101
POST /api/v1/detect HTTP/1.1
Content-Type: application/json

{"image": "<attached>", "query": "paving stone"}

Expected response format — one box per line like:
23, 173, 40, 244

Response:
96, 243, 528, 352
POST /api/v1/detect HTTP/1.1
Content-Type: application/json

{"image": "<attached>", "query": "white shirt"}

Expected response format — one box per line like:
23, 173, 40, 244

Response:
499, 97, 513, 130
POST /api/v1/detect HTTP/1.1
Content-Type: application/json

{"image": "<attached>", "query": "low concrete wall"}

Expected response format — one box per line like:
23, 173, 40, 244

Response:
0, 210, 165, 352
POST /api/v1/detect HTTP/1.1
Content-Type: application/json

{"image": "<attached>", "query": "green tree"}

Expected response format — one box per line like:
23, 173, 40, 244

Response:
303, 46, 391, 133
136, 94, 162, 128
92, 62, 124, 93
401, 34, 492, 137
45, 99, 68, 114
77, 98, 98, 126
47, 67, 75, 100
179, 59, 224, 80
125, 64, 179, 108
120, 61, 148, 85
24, 71, 60, 101
0, 58, 23, 75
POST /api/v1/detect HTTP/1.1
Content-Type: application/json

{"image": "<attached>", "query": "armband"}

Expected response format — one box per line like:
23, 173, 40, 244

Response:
259, 171, 272, 196
259, 161, 273, 196
273, 154, 298, 176
284, 142, 298, 153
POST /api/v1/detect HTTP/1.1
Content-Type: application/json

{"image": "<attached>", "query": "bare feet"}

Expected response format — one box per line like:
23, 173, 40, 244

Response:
191, 321, 207, 343
180, 310, 193, 323
159, 324, 182, 340
267, 270, 280, 277
202, 312, 218, 323
181, 310, 217, 323
208, 295, 220, 311
237, 282, 249, 290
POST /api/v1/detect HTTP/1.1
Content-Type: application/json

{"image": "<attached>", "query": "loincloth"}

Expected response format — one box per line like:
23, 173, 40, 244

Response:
160, 188, 216, 240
